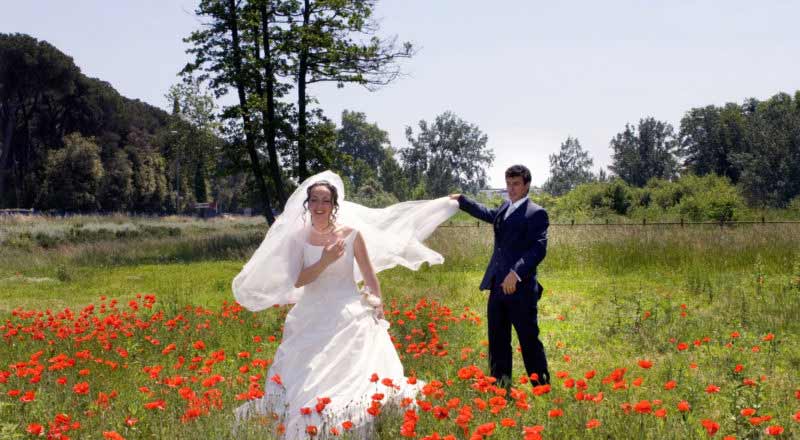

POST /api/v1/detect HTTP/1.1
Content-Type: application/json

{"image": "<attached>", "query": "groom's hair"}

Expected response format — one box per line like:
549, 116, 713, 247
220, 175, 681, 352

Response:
505, 165, 531, 185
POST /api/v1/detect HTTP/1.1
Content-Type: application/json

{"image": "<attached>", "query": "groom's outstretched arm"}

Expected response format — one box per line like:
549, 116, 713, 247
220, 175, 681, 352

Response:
450, 194, 499, 224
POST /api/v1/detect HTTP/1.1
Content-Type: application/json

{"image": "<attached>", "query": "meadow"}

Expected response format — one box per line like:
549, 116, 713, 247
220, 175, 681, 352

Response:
1, 214, 799, 439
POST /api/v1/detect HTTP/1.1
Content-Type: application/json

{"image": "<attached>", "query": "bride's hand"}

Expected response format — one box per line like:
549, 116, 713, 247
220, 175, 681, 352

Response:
320, 239, 345, 266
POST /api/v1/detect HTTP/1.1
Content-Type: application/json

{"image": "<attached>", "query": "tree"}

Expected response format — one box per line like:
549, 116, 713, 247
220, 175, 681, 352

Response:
36, 133, 104, 211
127, 130, 169, 213
543, 137, 595, 196
378, 151, 410, 201
679, 103, 746, 183
98, 149, 133, 211
183, 0, 277, 223
609, 117, 679, 187
735, 92, 800, 206
400, 112, 494, 197
165, 79, 222, 210
1, 33, 81, 207
335, 110, 389, 188
291, 0, 413, 180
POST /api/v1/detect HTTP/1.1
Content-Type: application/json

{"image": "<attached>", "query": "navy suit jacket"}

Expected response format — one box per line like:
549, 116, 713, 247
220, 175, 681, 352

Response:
458, 195, 548, 292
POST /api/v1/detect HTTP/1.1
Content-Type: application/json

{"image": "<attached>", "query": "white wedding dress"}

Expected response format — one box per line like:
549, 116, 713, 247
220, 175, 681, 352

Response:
235, 228, 421, 438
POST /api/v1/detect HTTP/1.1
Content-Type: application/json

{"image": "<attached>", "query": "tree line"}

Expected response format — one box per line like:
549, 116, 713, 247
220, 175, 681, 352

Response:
543, 90, 800, 209
1, 12, 494, 218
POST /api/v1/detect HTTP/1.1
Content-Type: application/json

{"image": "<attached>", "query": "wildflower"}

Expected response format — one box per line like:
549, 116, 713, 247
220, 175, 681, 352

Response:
501, 418, 516, 427
701, 419, 719, 436
72, 381, 89, 395
548, 408, 563, 418
705, 384, 720, 394
103, 431, 125, 440
586, 419, 601, 429
144, 399, 166, 410
664, 380, 677, 390
655, 408, 667, 418
677, 401, 691, 412
764, 425, 783, 436
634, 400, 652, 414
342, 421, 354, 431
306, 425, 318, 436
638, 360, 653, 369
740, 408, 756, 417
26, 423, 44, 435
475, 422, 495, 436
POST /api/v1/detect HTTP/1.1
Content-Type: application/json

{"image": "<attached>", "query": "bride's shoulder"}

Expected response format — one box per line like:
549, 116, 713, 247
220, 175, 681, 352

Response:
334, 224, 358, 239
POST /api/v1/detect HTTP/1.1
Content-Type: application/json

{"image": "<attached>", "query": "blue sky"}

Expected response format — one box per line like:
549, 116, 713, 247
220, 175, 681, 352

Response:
3, 1, 799, 186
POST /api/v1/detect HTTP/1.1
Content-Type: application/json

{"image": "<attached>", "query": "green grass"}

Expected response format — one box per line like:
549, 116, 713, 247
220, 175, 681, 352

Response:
1, 217, 799, 438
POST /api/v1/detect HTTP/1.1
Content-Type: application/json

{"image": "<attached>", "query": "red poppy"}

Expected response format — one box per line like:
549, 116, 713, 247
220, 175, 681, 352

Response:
102, 431, 125, 440
701, 419, 720, 436
677, 401, 691, 412
72, 381, 89, 395
705, 384, 720, 394
26, 423, 43, 435
638, 360, 653, 369
144, 399, 166, 410
634, 400, 652, 414
548, 408, 564, 418
740, 408, 756, 417
501, 418, 516, 427
586, 419, 601, 429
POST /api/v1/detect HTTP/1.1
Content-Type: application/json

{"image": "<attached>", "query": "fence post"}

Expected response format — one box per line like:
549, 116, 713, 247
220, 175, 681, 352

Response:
476, 221, 480, 228
571, 219, 575, 226
642, 218, 646, 226
680, 217, 684, 228
762, 216, 765, 224
606, 218, 609, 225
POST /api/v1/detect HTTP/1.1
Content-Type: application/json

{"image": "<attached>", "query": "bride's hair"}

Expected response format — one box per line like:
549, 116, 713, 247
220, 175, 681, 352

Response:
303, 180, 340, 226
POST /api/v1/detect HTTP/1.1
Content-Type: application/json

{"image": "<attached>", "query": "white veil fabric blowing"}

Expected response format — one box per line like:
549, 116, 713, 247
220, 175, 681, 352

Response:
232, 170, 460, 311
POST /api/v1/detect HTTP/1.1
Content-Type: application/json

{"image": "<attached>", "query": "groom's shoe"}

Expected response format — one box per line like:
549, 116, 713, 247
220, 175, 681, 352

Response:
529, 372, 550, 386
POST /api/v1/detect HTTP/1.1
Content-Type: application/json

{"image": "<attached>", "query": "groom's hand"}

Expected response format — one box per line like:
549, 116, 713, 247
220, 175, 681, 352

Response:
501, 272, 518, 294
449, 193, 461, 200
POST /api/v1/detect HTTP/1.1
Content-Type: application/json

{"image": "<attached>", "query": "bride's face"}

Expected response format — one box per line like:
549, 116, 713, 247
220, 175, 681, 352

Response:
308, 186, 334, 226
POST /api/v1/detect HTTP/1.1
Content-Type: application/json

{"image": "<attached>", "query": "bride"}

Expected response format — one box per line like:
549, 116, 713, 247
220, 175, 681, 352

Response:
232, 171, 458, 438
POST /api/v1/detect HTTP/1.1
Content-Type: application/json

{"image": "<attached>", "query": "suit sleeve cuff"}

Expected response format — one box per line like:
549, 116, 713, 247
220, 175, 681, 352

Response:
510, 270, 521, 282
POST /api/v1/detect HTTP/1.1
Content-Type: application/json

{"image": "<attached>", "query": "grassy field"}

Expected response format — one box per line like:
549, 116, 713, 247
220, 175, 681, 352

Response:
1, 214, 799, 439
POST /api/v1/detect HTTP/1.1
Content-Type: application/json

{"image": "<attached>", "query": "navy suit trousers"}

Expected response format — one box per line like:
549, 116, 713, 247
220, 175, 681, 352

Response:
487, 280, 549, 386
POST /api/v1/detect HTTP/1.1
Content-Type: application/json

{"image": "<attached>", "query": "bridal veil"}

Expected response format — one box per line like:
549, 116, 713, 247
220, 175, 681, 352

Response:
232, 170, 459, 311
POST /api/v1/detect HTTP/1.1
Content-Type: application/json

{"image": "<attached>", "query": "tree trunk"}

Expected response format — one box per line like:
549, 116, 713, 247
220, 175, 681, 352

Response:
227, 0, 276, 225
296, 0, 311, 180
256, 5, 287, 205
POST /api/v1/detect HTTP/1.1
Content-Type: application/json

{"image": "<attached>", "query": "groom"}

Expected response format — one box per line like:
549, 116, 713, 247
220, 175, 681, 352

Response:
450, 164, 550, 386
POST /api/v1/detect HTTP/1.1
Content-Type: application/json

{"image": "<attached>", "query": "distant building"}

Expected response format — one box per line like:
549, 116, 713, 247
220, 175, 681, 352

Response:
478, 186, 542, 200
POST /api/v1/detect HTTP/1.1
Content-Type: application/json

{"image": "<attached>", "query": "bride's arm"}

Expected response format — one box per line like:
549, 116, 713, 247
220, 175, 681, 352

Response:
294, 239, 345, 288
353, 232, 381, 298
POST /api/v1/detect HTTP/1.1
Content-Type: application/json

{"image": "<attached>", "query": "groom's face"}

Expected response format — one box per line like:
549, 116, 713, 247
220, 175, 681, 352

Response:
506, 176, 529, 203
